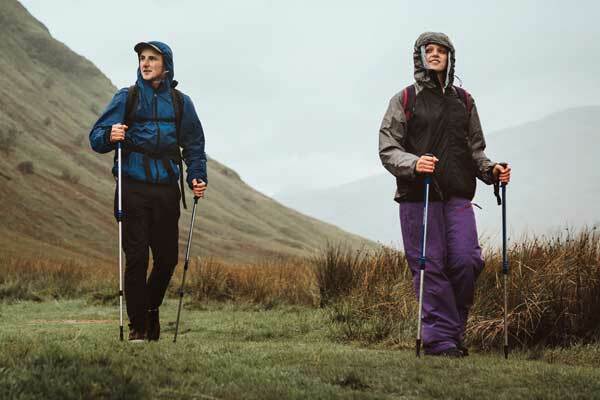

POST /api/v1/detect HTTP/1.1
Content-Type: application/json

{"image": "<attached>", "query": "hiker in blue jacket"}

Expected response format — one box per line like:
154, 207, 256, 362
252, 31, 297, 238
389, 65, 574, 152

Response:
90, 41, 207, 341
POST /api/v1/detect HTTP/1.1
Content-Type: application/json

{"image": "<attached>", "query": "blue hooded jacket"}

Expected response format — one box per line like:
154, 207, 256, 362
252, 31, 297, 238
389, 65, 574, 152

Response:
89, 41, 207, 189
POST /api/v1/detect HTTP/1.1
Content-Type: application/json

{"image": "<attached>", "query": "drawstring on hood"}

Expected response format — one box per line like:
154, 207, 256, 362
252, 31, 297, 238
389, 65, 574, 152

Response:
413, 32, 456, 89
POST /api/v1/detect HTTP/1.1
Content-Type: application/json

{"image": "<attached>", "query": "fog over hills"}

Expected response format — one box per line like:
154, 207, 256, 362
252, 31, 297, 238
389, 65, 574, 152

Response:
277, 106, 600, 248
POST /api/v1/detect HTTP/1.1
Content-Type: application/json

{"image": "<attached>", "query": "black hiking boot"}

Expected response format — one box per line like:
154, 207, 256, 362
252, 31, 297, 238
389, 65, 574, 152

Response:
457, 342, 469, 357
128, 324, 146, 343
425, 347, 465, 358
146, 308, 160, 341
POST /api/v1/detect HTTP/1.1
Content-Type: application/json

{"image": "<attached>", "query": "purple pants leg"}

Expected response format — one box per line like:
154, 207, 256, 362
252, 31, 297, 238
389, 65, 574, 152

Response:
400, 197, 484, 353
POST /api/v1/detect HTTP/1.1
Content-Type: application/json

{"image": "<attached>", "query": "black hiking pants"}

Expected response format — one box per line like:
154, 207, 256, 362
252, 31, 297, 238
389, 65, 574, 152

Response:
116, 179, 180, 331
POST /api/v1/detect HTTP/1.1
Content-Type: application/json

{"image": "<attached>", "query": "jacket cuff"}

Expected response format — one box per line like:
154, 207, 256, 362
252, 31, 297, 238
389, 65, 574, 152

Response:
104, 127, 113, 147
187, 176, 208, 189
486, 162, 498, 184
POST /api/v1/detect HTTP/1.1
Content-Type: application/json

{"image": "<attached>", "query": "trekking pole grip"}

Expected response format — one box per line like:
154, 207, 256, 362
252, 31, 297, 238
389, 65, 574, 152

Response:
499, 162, 508, 188
423, 152, 435, 183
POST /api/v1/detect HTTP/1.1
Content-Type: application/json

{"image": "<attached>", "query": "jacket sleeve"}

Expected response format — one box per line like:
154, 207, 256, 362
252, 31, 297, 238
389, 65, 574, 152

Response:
467, 98, 497, 185
378, 93, 419, 180
180, 94, 208, 188
89, 88, 128, 154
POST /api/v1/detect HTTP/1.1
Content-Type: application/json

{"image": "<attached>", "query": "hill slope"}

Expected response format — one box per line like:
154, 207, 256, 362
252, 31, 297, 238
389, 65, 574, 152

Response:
277, 106, 600, 246
0, 0, 371, 264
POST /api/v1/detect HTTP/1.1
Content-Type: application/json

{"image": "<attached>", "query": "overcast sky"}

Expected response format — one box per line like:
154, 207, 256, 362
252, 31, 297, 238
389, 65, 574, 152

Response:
20, 0, 600, 195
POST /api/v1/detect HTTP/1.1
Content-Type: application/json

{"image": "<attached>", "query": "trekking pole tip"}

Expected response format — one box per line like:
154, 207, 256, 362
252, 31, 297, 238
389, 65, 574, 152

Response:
504, 345, 509, 359
416, 339, 421, 357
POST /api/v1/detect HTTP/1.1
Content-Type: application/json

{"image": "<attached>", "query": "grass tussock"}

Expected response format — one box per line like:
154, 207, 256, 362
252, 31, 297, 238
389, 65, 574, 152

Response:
469, 227, 600, 349
313, 244, 416, 345
321, 228, 600, 350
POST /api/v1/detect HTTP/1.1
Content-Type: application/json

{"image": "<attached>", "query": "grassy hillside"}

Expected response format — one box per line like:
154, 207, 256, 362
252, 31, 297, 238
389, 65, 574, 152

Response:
0, 0, 371, 264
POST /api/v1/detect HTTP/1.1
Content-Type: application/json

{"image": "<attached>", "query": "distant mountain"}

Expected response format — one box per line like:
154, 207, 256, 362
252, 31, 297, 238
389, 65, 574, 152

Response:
0, 0, 372, 264
277, 106, 600, 247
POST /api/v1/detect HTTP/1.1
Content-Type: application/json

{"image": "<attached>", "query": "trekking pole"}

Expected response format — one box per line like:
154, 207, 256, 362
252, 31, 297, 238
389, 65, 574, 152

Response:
501, 179, 509, 359
494, 163, 509, 359
174, 196, 199, 343
116, 141, 124, 341
416, 153, 434, 357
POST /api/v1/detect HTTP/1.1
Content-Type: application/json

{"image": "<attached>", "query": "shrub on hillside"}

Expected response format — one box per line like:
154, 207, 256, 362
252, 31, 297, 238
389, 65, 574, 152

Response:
72, 134, 84, 147
42, 76, 55, 89
60, 169, 80, 184
0, 129, 18, 155
17, 161, 34, 174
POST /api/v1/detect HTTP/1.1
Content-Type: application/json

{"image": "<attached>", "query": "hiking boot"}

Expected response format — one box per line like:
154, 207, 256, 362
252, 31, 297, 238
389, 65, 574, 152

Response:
457, 342, 469, 357
425, 347, 465, 358
146, 308, 160, 341
128, 325, 146, 343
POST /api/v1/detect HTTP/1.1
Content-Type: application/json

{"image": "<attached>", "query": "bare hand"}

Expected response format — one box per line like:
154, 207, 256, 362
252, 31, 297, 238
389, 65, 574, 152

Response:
493, 163, 511, 184
192, 178, 207, 198
110, 123, 128, 143
415, 155, 439, 174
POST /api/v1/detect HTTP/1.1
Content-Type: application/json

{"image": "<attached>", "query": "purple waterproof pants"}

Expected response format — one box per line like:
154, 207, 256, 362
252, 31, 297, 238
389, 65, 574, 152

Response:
400, 197, 484, 353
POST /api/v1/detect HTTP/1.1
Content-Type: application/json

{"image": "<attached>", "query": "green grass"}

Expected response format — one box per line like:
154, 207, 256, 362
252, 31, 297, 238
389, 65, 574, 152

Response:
1, 301, 599, 399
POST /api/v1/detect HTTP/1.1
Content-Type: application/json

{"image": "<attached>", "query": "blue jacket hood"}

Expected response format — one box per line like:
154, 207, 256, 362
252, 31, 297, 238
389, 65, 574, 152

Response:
136, 41, 176, 90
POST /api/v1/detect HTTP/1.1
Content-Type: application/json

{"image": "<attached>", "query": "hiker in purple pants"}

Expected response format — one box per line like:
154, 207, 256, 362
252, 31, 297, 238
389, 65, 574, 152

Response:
378, 32, 511, 357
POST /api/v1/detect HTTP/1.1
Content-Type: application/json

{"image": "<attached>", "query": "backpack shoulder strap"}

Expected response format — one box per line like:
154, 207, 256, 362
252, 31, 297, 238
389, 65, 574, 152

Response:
453, 86, 473, 115
401, 84, 416, 121
170, 88, 184, 142
124, 85, 138, 126
170, 88, 188, 209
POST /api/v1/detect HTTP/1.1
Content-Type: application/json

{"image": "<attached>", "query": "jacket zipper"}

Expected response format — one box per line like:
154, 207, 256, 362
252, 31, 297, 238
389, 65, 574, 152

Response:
153, 91, 160, 183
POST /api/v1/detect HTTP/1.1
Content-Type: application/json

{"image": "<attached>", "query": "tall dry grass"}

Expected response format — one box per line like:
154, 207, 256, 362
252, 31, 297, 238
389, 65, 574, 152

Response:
469, 227, 600, 349
181, 255, 318, 307
314, 244, 416, 345
2, 227, 598, 351
320, 228, 600, 350
0, 258, 113, 302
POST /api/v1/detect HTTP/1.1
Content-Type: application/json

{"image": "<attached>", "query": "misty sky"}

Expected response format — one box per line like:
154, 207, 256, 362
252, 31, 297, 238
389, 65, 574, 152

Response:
19, 0, 600, 195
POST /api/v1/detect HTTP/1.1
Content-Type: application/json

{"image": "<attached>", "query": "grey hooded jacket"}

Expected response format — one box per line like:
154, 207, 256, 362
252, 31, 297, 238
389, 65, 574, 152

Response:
379, 32, 496, 203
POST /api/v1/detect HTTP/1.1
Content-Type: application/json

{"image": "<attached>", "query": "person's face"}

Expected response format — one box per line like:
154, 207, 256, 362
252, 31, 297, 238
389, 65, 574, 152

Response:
139, 48, 165, 82
424, 43, 448, 72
